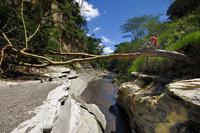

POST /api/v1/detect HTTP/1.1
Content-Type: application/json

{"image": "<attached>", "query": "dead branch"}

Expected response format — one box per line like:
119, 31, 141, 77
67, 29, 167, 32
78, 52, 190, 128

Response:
21, 0, 28, 49
40, 49, 96, 57
0, 30, 12, 46
27, 24, 40, 41
19, 49, 190, 67
0, 30, 191, 68
20, 49, 54, 64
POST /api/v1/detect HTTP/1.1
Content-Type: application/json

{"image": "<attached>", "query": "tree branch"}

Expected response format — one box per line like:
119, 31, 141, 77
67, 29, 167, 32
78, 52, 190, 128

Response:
0, 30, 191, 69
0, 30, 13, 46
21, 0, 28, 49
40, 49, 96, 57
27, 24, 41, 41
20, 49, 190, 67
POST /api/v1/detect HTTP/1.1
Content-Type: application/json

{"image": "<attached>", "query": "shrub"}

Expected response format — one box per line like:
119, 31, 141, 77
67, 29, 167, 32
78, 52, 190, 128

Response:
128, 58, 145, 73
166, 31, 200, 51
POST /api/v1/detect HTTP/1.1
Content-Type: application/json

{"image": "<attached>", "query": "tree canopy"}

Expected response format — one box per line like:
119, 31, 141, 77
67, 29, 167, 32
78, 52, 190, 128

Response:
120, 15, 159, 41
167, 0, 200, 20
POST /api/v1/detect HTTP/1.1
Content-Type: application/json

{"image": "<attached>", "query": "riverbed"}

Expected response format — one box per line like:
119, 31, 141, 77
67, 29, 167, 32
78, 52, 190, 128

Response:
78, 73, 131, 133
0, 68, 131, 133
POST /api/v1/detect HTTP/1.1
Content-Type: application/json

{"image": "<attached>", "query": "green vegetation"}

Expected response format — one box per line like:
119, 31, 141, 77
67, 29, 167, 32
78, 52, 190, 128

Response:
166, 31, 200, 51
128, 58, 145, 73
120, 15, 159, 41
167, 0, 200, 20
0, 0, 104, 76
0, 0, 103, 53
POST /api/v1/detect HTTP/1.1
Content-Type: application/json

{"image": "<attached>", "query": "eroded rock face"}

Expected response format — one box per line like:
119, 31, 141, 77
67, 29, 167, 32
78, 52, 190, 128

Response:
118, 76, 200, 133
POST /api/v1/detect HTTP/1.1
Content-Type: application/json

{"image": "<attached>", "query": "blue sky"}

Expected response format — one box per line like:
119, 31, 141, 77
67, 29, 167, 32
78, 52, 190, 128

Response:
78, 0, 172, 53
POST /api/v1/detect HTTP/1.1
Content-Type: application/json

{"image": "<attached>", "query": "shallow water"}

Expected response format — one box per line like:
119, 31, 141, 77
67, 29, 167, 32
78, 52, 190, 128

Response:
79, 74, 131, 133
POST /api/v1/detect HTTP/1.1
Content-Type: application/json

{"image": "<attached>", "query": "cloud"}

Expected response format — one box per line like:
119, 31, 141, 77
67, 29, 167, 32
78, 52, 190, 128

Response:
86, 33, 91, 36
93, 27, 101, 33
103, 47, 114, 54
99, 43, 103, 46
75, 0, 100, 21
101, 36, 114, 44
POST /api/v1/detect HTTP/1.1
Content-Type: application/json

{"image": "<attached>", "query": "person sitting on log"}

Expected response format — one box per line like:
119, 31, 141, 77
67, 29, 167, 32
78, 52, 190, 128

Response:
150, 33, 160, 49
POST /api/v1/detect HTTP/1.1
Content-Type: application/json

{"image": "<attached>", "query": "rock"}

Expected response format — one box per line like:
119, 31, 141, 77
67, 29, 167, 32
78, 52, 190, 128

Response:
9, 68, 106, 133
68, 74, 79, 79
51, 97, 106, 133
58, 74, 67, 78
118, 77, 200, 133
62, 70, 71, 74
11, 81, 71, 133
167, 79, 200, 106
82, 104, 107, 130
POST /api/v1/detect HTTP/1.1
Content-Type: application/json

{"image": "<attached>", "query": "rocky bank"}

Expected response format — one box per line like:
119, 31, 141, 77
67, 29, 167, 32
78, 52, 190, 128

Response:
118, 73, 200, 133
0, 67, 106, 133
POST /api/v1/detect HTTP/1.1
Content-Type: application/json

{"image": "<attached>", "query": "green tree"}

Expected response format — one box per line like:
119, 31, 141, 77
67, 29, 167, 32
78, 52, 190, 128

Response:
86, 36, 104, 55
120, 15, 159, 41
167, 0, 200, 20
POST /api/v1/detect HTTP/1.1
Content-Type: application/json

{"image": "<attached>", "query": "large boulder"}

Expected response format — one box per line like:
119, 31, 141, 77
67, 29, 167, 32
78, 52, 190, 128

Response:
118, 76, 200, 133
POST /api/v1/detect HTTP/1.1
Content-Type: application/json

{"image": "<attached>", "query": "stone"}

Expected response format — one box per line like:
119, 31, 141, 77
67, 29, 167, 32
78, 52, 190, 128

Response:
51, 97, 106, 133
118, 76, 200, 133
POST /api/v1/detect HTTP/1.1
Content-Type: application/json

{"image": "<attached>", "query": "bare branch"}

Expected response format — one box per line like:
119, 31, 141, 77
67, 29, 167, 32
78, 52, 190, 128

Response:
21, 0, 28, 49
20, 49, 190, 67
4, 27, 16, 34
0, 39, 190, 69
27, 24, 41, 41
20, 49, 54, 64
40, 49, 96, 57
2, 19, 9, 30
0, 30, 12, 46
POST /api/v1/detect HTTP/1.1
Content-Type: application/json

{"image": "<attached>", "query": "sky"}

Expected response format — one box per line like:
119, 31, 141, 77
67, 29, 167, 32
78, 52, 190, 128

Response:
77, 0, 172, 54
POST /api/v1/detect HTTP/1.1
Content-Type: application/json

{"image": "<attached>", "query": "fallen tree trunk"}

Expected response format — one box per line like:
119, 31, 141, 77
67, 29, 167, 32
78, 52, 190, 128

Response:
0, 42, 191, 68
19, 49, 190, 67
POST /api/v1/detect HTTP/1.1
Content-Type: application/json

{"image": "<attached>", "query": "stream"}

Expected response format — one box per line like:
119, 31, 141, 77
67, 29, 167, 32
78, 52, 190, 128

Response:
78, 73, 131, 133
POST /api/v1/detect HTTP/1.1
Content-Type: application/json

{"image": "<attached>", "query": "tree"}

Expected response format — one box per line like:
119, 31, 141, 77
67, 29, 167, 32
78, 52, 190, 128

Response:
167, 0, 200, 20
120, 15, 159, 41
86, 36, 104, 55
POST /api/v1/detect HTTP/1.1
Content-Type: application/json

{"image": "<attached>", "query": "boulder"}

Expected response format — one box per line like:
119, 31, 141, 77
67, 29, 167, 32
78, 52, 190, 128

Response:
118, 77, 200, 133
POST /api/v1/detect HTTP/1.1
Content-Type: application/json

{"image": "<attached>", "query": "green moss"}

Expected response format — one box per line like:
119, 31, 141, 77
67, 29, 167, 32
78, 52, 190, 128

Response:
166, 31, 200, 51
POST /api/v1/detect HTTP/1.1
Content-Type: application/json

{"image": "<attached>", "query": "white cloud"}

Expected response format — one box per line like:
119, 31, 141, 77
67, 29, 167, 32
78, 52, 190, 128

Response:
101, 36, 114, 44
86, 33, 91, 36
93, 27, 101, 33
75, 0, 100, 21
103, 47, 114, 54
99, 43, 103, 46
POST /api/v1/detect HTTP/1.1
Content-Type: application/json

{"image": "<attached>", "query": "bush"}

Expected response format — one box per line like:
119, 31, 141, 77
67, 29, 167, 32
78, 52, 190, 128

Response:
166, 31, 200, 51
128, 58, 145, 73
